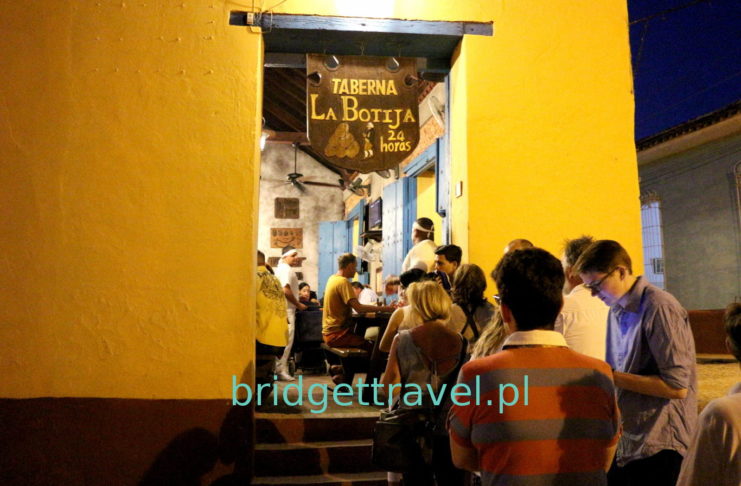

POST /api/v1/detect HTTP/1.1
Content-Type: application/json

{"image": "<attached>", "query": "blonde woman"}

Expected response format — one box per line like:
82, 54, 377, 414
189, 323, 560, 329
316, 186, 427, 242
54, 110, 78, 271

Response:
381, 280, 466, 486
469, 308, 510, 360
378, 269, 427, 353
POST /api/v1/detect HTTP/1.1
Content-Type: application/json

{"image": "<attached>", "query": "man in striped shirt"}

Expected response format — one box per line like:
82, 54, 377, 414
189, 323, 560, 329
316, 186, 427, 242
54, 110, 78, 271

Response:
449, 248, 619, 486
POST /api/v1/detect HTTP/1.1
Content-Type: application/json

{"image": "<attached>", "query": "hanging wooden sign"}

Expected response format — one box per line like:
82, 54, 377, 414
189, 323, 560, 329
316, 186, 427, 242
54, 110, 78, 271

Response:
306, 54, 420, 173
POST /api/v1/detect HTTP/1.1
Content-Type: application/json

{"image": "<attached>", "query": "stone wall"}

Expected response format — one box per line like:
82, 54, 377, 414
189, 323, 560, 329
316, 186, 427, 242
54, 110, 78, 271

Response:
258, 144, 345, 289
639, 132, 741, 309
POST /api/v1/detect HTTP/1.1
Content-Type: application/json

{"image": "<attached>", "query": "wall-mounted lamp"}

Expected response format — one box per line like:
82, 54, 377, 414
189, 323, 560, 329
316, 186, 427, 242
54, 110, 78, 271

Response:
260, 127, 275, 151
324, 55, 340, 70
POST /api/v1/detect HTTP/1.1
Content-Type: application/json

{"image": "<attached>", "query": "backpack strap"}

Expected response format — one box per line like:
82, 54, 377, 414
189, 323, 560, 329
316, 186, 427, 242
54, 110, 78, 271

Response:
460, 306, 480, 340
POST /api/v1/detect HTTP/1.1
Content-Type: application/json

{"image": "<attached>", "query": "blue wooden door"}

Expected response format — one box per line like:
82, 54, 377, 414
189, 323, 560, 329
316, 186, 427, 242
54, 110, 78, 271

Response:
317, 220, 349, 298
347, 200, 369, 285
382, 177, 416, 279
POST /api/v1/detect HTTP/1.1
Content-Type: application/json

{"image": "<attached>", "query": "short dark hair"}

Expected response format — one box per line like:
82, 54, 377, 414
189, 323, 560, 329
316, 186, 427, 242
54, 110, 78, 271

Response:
725, 302, 741, 361
573, 239, 632, 274
299, 282, 310, 291
400, 268, 426, 288
563, 235, 595, 267
351, 281, 365, 290
338, 253, 357, 269
435, 244, 462, 264
493, 248, 564, 331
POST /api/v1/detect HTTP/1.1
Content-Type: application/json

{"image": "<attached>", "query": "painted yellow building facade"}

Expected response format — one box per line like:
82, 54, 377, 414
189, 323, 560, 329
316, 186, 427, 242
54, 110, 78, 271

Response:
0, 1, 640, 481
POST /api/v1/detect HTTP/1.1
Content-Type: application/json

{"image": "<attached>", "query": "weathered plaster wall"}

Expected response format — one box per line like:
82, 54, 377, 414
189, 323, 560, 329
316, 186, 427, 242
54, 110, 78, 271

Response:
0, 1, 261, 399
258, 144, 344, 288
417, 172, 443, 233
282, 2, 642, 291
0, 0, 640, 400
453, 2, 641, 288
639, 132, 741, 309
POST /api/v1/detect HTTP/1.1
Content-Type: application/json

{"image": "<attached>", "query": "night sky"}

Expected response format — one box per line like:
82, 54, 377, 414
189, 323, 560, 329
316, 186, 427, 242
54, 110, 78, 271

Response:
628, 0, 741, 140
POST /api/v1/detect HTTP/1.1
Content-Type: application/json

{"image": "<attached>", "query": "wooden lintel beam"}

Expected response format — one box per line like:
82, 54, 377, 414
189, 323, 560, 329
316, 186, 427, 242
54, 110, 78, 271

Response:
237, 13, 494, 37
264, 54, 451, 74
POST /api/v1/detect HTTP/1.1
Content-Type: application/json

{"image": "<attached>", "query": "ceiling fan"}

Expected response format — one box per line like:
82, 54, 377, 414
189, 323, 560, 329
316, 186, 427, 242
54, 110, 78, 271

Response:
266, 143, 342, 193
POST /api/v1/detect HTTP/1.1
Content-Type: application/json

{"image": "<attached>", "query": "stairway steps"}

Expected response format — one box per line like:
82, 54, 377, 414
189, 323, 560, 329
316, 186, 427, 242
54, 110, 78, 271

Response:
255, 439, 376, 477
256, 413, 378, 444
254, 393, 384, 486
251, 471, 387, 486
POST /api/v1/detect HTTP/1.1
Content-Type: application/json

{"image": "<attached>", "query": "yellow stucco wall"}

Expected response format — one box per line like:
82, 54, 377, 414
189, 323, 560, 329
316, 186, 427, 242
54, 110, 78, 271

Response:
277, 0, 641, 284
416, 172, 443, 240
0, 0, 640, 399
455, 1, 643, 285
0, 2, 262, 398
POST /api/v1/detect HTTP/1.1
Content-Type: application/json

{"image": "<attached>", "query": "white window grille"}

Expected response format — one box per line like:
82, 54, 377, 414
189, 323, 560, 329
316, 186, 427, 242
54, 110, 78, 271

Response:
640, 192, 665, 289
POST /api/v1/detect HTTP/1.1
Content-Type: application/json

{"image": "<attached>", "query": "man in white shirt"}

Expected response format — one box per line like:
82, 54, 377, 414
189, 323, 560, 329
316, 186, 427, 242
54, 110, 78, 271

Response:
401, 217, 437, 273
275, 246, 307, 381
351, 281, 378, 317
677, 302, 741, 486
351, 281, 378, 305
555, 235, 609, 360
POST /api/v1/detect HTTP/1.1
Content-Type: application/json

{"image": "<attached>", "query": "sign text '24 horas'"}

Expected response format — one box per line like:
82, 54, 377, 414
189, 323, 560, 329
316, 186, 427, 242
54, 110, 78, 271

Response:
306, 54, 420, 173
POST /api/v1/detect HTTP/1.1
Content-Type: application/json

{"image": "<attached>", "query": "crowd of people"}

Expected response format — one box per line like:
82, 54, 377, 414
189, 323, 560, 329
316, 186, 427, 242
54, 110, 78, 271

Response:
254, 217, 740, 486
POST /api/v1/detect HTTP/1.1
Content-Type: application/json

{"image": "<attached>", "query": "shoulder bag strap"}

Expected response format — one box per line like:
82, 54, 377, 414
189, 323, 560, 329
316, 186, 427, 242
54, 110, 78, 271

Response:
461, 306, 480, 340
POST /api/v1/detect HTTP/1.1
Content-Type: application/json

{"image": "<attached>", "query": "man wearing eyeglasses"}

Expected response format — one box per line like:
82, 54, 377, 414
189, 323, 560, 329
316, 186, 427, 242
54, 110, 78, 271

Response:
574, 240, 698, 486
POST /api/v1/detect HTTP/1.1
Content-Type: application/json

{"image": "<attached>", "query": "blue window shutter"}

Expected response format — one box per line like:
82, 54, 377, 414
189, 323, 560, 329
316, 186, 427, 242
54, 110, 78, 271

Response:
317, 220, 351, 299
334, 220, 349, 257
381, 177, 418, 278
318, 221, 335, 298
402, 176, 417, 257
435, 139, 448, 217
382, 181, 400, 278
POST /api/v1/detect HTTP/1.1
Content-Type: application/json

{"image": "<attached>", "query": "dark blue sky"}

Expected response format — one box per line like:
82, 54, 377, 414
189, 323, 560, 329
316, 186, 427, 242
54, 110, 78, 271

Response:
629, 0, 741, 140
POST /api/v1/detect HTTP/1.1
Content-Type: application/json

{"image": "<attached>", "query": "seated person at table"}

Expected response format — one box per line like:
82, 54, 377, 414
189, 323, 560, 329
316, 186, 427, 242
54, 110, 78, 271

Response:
352, 281, 378, 305
383, 275, 401, 305
322, 253, 395, 353
298, 282, 320, 308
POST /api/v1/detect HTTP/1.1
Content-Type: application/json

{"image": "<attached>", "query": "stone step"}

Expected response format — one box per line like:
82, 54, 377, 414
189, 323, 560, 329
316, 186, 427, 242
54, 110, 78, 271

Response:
255, 439, 378, 477
256, 413, 378, 444
251, 471, 387, 486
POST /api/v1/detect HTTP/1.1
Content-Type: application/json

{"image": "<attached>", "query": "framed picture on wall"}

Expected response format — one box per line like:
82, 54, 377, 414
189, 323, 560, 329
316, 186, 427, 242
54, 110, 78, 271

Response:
270, 227, 303, 248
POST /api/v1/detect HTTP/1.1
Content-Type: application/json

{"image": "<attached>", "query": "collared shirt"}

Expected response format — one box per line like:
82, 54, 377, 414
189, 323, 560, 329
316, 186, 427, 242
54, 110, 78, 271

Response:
555, 284, 609, 360
275, 260, 299, 312
502, 329, 569, 347
606, 276, 698, 466
450, 328, 618, 486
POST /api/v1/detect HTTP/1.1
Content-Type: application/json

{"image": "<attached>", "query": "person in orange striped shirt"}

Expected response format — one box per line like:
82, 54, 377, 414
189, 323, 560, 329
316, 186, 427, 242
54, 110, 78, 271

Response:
449, 248, 619, 486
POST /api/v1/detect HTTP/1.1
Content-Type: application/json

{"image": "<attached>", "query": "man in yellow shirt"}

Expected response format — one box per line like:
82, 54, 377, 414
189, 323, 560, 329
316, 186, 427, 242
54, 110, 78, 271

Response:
323, 253, 395, 348
323, 253, 395, 384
